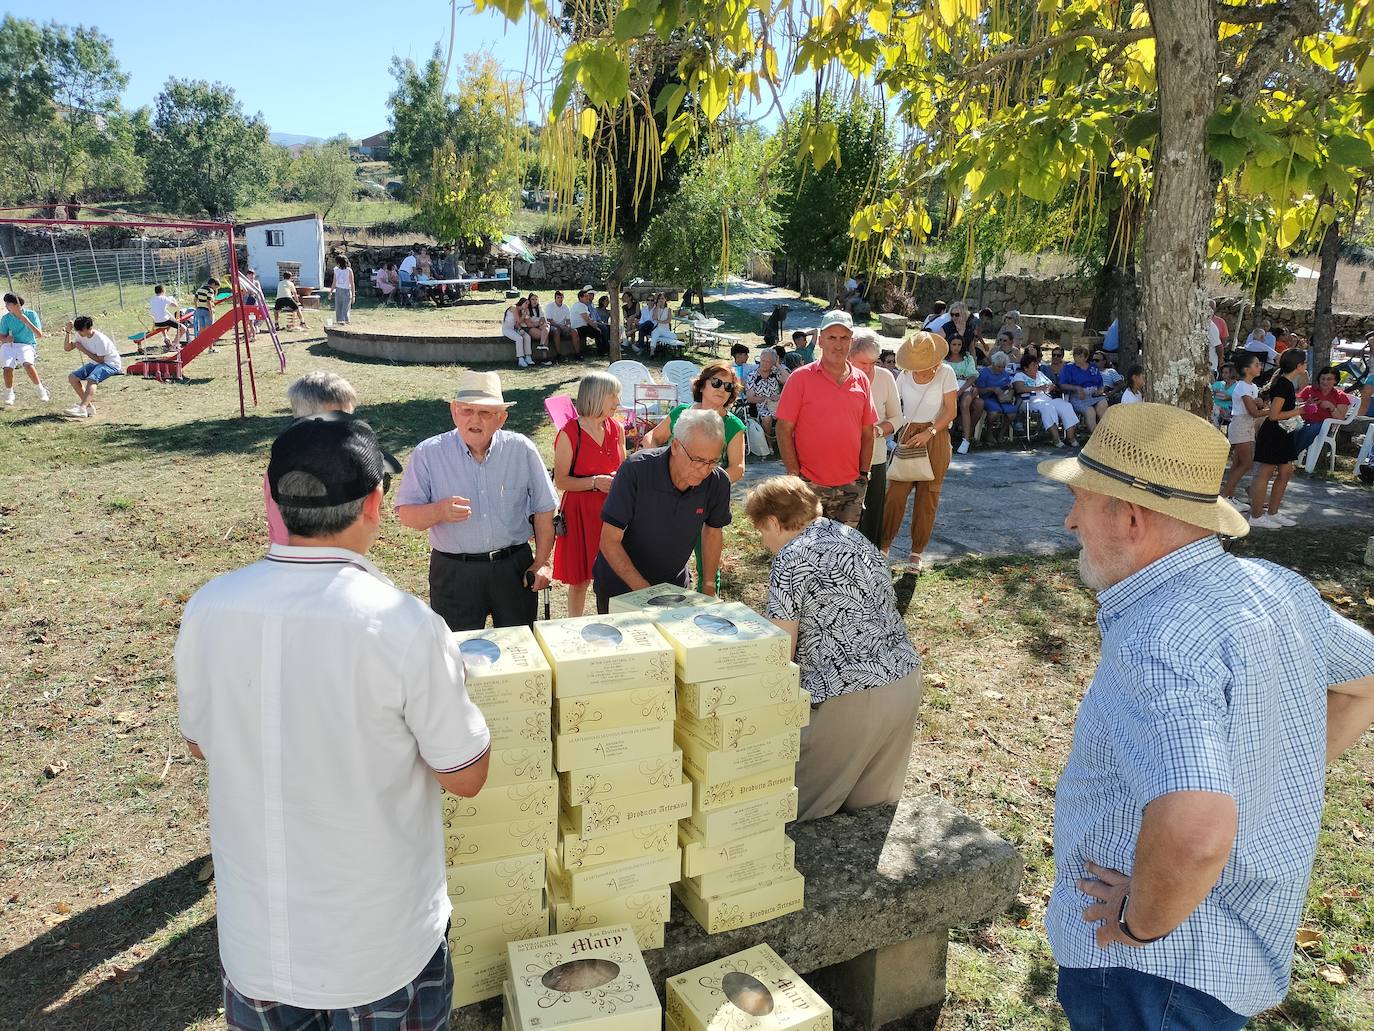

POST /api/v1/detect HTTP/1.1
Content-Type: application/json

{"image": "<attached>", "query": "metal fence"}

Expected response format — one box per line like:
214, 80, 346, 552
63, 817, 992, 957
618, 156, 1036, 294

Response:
0, 241, 231, 321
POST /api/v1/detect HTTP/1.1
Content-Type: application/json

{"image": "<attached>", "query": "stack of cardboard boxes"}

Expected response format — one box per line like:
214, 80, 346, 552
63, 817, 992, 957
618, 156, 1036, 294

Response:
502, 924, 661, 1031
666, 943, 833, 1031
445, 626, 558, 1007
536, 613, 692, 950
653, 603, 810, 933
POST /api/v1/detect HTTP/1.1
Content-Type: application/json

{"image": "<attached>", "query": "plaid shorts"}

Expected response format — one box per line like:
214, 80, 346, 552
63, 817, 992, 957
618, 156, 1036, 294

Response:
223, 937, 453, 1031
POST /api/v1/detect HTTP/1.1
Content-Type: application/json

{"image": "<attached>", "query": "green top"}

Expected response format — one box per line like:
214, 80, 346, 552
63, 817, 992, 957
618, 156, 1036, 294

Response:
668, 403, 745, 461
948, 355, 977, 381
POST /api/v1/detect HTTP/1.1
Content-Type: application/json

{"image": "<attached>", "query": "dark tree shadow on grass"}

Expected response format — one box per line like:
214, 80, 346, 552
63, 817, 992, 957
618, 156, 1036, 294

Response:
1, 855, 220, 1031
90, 385, 576, 466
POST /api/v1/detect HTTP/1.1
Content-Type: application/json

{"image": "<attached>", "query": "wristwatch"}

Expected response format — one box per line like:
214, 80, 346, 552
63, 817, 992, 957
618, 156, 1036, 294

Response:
1117, 894, 1168, 944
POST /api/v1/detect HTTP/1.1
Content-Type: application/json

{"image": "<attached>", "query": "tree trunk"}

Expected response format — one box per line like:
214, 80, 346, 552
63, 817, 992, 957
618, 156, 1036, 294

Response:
1140, 0, 1216, 415
607, 240, 637, 363
1311, 206, 1340, 371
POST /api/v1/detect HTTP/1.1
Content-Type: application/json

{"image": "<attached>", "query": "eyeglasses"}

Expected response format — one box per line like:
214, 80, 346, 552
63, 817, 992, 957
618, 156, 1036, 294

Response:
673, 440, 719, 468
705, 377, 734, 391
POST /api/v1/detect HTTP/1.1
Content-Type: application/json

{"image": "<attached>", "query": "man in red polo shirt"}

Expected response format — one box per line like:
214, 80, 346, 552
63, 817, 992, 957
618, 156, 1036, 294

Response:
775, 310, 879, 527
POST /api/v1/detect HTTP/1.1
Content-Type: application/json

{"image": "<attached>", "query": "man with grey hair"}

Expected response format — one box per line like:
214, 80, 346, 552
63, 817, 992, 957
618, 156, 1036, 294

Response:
177, 414, 491, 1031
592, 408, 732, 612
266, 372, 361, 545
849, 328, 902, 547
1038, 402, 1374, 1029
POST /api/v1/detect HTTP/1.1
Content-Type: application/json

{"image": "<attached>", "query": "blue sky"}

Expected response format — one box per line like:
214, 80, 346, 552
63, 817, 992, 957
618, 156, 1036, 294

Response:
20, 1, 539, 139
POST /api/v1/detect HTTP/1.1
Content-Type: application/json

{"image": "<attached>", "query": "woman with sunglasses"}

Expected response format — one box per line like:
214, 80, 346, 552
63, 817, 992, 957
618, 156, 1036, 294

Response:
642, 364, 746, 591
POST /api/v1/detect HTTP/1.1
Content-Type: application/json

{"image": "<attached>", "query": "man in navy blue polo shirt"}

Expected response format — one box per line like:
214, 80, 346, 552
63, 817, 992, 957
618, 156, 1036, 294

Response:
592, 409, 732, 613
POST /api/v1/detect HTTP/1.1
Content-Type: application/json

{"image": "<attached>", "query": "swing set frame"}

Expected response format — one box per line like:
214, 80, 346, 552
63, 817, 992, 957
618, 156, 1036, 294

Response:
0, 206, 262, 417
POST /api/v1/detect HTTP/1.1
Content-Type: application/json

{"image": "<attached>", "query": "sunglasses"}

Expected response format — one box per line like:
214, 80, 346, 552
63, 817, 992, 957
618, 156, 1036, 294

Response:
706, 377, 734, 391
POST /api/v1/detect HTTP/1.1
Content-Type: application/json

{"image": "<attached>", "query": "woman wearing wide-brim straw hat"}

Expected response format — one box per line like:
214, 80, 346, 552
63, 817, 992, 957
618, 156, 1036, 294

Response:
881, 330, 959, 573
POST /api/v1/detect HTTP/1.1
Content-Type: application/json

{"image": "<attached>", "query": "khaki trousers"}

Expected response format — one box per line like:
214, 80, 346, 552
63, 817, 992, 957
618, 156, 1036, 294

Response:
794, 666, 923, 822
880, 426, 952, 559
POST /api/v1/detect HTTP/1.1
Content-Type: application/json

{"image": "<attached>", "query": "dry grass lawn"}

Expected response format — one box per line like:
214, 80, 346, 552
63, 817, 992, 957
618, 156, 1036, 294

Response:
1, 315, 1370, 1030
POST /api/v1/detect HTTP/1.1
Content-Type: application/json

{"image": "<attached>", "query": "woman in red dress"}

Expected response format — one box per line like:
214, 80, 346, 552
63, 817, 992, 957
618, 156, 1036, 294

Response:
553, 371, 626, 616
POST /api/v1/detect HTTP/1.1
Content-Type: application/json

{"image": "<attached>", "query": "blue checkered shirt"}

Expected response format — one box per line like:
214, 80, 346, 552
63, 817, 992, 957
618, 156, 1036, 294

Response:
1048, 537, 1374, 1016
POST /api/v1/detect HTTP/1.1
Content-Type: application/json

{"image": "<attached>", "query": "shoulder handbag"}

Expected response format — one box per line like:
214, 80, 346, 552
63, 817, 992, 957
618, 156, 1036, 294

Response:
552, 421, 585, 538
889, 423, 934, 481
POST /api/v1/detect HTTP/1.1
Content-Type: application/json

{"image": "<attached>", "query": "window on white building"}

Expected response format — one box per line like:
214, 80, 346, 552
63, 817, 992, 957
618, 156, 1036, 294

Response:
265, 230, 285, 247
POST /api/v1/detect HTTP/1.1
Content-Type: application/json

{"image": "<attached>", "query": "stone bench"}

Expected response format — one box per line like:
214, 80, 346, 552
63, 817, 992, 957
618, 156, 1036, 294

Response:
324, 324, 517, 364
878, 312, 911, 338
452, 794, 1021, 1030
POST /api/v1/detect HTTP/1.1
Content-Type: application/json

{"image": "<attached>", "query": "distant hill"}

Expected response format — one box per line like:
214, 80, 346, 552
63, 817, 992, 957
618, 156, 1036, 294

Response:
269, 132, 325, 147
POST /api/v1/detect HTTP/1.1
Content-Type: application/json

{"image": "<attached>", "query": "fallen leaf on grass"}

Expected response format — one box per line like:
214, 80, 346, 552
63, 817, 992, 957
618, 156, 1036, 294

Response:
982, 690, 1005, 702
43, 761, 68, 779
106, 965, 138, 983
54, 901, 71, 914
1296, 928, 1323, 950
195, 859, 215, 884
1317, 964, 1347, 985
1016, 918, 1033, 929
1317, 893, 1334, 907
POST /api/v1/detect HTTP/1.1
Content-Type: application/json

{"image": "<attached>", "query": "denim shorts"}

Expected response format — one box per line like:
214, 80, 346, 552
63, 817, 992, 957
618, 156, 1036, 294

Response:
223, 935, 453, 1031
193, 307, 213, 334
73, 362, 120, 384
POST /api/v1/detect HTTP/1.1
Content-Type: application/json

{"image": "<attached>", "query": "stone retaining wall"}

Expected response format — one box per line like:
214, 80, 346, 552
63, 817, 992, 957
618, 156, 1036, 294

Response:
323, 324, 511, 364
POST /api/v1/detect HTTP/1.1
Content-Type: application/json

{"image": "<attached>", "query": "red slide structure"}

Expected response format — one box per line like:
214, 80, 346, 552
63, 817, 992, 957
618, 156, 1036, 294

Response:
127, 305, 245, 382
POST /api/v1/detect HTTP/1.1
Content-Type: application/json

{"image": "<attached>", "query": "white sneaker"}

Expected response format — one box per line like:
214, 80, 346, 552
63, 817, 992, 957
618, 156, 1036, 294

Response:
1270, 512, 1297, 527
1249, 514, 1280, 529
63, 404, 89, 418
3, 388, 13, 406
956, 439, 970, 455
37, 385, 50, 402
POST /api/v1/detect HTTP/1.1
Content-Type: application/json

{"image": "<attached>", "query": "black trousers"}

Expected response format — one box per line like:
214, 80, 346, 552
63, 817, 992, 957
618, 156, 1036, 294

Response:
428, 544, 536, 631
857, 458, 888, 548
577, 324, 608, 356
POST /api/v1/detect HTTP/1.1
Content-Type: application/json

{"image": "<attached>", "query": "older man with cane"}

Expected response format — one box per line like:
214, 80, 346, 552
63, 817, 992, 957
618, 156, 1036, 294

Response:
176, 414, 491, 1031
1038, 402, 1374, 1030
396, 370, 558, 630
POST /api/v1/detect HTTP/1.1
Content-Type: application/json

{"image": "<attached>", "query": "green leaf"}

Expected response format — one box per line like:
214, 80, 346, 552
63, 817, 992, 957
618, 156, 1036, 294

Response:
1207, 134, 1249, 175
1327, 134, 1373, 168
614, 3, 656, 43
938, 0, 960, 26
1276, 208, 1300, 250
1123, 111, 1160, 152
653, 83, 686, 121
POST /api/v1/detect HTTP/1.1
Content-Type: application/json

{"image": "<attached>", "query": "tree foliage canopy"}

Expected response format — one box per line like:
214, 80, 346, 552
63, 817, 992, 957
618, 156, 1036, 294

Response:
769, 90, 893, 273
638, 133, 781, 297
145, 79, 270, 216
0, 16, 142, 202
388, 52, 524, 244
481, 0, 1374, 406
285, 139, 357, 221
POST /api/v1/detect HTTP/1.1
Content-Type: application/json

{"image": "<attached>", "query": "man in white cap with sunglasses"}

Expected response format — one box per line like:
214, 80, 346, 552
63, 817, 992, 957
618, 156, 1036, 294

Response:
1038, 402, 1374, 1030
396, 370, 558, 630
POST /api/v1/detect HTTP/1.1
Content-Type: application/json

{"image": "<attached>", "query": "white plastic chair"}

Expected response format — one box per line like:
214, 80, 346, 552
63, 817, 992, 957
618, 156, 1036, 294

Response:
606, 359, 655, 410
1300, 408, 1359, 474
1355, 421, 1374, 470
662, 360, 701, 404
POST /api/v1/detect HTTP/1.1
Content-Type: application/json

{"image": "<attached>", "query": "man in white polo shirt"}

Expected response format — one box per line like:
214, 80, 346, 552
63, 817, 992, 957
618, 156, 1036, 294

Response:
175, 414, 491, 1031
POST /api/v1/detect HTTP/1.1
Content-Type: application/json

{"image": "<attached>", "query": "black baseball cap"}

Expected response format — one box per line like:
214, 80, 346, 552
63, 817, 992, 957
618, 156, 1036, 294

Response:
268, 413, 402, 507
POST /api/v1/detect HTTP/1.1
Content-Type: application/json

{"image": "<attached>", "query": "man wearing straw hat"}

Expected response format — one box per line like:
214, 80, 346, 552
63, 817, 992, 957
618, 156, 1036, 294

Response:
1039, 402, 1374, 1029
396, 370, 558, 630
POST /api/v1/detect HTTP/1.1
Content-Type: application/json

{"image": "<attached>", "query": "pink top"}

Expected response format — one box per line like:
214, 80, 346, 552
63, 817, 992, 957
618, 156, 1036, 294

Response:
774, 360, 878, 486
264, 473, 288, 545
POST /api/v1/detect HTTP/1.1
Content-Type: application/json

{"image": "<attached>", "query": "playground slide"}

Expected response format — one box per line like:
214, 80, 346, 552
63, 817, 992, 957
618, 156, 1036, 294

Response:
127, 306, 241, 379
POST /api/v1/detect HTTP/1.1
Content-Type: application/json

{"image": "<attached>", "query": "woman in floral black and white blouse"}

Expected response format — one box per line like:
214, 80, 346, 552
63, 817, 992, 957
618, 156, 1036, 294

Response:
745, 475, 922, 821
